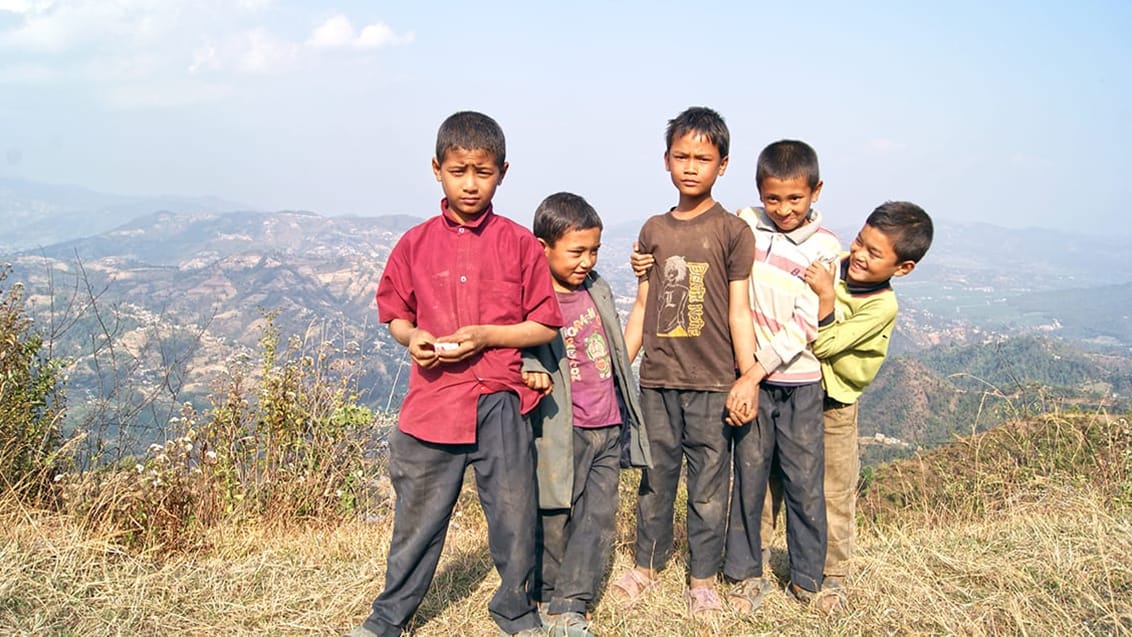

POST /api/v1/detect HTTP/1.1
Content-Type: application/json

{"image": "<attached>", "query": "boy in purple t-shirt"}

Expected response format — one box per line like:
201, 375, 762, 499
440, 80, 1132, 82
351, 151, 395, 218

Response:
522, 192, 651, 637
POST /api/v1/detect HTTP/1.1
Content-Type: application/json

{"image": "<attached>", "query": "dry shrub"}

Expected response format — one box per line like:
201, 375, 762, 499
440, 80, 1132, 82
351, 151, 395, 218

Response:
0, 264, 67, 502
56, 431, 215, 553
51, 312, 392, 554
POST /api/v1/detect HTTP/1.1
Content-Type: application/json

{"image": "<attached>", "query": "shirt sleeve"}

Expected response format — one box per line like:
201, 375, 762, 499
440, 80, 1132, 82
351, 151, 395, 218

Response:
519, 232, 564, 328
375, 233, 416, 324
812, 293, 897, 360
727, 218, 756, 281
754, 279, 818, 373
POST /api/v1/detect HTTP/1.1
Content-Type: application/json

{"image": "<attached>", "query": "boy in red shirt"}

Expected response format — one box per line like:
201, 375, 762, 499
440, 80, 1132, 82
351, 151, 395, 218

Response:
350, 111, 563, 637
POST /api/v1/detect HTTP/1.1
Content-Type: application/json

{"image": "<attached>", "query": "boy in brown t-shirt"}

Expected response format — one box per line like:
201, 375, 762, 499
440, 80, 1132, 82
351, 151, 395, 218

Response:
610, 106, 760, 618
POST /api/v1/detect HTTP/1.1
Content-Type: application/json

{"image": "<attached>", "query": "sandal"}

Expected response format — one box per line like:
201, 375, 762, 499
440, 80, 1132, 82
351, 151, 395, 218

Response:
608, 568, 659, 606
788, 582, 845, 615
685, 585, 724, 618
726, 577, 773, 613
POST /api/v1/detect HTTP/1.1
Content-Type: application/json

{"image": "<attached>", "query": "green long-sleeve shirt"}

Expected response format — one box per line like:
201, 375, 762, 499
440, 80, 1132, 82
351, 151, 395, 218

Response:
812, 264, 898, 405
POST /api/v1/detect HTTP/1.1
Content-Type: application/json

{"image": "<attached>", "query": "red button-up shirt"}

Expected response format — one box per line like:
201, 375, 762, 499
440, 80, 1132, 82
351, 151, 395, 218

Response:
376, 200, 563, 444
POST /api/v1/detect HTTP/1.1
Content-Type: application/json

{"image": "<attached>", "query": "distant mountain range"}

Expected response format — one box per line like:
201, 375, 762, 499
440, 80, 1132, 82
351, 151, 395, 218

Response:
0, 178, 254, 253
3, 180, 1130, 459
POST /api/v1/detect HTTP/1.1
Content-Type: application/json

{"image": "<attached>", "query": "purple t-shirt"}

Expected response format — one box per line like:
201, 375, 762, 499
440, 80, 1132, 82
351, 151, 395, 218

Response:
557, 288, 622, 429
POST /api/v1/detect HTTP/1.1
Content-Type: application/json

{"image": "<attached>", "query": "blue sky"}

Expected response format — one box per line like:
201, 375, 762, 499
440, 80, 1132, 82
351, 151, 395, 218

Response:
1, 0, 1130, 234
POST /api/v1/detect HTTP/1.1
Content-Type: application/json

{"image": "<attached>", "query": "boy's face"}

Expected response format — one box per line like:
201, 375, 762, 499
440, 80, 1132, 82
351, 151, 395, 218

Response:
758, 176, 823, 232
664, 132, 727, 199
432, 147, 508, 223
846, 223, 915, 284
540, 227, 601, 292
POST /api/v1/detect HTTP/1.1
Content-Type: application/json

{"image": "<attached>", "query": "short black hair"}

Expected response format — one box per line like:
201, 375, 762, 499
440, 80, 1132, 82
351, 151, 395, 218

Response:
756, 140, 820, 189
866, 201, 934, 263
665, 106, 729, 158
435, 111, 506, 167
533, 192, 603, 244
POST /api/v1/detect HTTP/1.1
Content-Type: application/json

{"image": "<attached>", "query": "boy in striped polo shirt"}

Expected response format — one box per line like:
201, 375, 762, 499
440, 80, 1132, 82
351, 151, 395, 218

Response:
724, 139, 842, 613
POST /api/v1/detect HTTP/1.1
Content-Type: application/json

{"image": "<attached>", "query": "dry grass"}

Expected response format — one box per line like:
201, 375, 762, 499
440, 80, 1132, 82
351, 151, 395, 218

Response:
3, 414, 1131, 636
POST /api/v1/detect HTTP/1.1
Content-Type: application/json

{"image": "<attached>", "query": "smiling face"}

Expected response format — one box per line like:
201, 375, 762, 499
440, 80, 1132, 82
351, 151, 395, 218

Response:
845, 223, 916, 284
760, 175, 824, 233
432, 147, 507, 224
758, 175, 823, 232
541, 226, 602, 292
664, 132, 728, 201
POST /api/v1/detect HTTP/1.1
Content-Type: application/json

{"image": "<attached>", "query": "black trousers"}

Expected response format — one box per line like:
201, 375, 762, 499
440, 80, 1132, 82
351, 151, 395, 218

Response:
536, 424, 622, 615
725, 382, 827, 592
634, 388, 732, 580
363, 392, 541, 636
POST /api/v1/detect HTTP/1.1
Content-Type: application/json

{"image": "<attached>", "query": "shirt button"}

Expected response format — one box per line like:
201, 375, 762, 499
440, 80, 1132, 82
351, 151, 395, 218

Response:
460, 275, 467, 283
457, 227, 465, 234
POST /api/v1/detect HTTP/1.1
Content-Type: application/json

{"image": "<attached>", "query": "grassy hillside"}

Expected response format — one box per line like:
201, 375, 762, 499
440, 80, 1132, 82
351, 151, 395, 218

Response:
3, 412, 1129, 635
856, 335, 1132, 468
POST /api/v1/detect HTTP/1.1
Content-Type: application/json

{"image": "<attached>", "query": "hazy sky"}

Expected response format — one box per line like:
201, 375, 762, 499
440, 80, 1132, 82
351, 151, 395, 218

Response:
2, 0, 1129, 234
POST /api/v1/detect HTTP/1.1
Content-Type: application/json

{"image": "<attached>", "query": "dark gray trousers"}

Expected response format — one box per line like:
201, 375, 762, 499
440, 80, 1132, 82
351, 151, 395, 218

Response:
634, 388, 732, 580
536, 425, 622, 615
725, 382, 827, 592
363, 392, 540, 636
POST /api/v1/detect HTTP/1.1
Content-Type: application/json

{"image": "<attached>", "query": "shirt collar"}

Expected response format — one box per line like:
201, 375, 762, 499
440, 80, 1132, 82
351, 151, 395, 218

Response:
840, 258, 893, 295
440, 198, 494, 230
753, 206, 824, 244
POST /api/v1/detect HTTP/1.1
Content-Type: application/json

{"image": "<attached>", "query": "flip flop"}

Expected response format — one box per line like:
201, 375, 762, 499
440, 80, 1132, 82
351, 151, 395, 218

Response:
608, 568, 659, 606
726, 577, 773, 613
788, 581, 845, 615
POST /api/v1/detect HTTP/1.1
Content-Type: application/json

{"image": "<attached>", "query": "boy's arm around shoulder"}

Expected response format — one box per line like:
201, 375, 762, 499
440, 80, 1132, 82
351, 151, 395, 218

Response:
811, 292, 898, 360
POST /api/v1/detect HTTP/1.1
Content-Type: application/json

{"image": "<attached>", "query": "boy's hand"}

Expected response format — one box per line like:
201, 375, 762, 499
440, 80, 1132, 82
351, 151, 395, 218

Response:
522, 371, 553, 396
630, 241, 655, 278
407, 329, 442, 369
725, 373, 759, 427
433, 325, 489, 363
804, 258, 836, 298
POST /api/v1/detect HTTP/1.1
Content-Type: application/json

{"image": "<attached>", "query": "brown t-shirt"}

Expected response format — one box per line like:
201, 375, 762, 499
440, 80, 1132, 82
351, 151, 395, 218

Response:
637, 203, 755, 391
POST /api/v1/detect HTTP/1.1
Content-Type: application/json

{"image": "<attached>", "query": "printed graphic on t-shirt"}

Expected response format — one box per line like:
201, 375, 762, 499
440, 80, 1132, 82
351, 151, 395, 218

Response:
563, 304, 612, 382
558, 289, 620, 428
584, 331, 611, 379
657, 255, 708, 337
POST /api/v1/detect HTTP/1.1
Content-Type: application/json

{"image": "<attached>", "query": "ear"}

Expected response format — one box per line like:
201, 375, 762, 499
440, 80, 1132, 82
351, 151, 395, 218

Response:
498, 161, 509, 184
718, 155, 729, 176
810, 179, 824, 203
431, 157, 442, 182
663, 151, 671, 172
892, 260, 916, 277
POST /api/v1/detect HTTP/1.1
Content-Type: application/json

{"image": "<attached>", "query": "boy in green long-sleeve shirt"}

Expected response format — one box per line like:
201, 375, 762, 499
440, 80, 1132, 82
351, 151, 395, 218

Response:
803, 201, 933, 599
